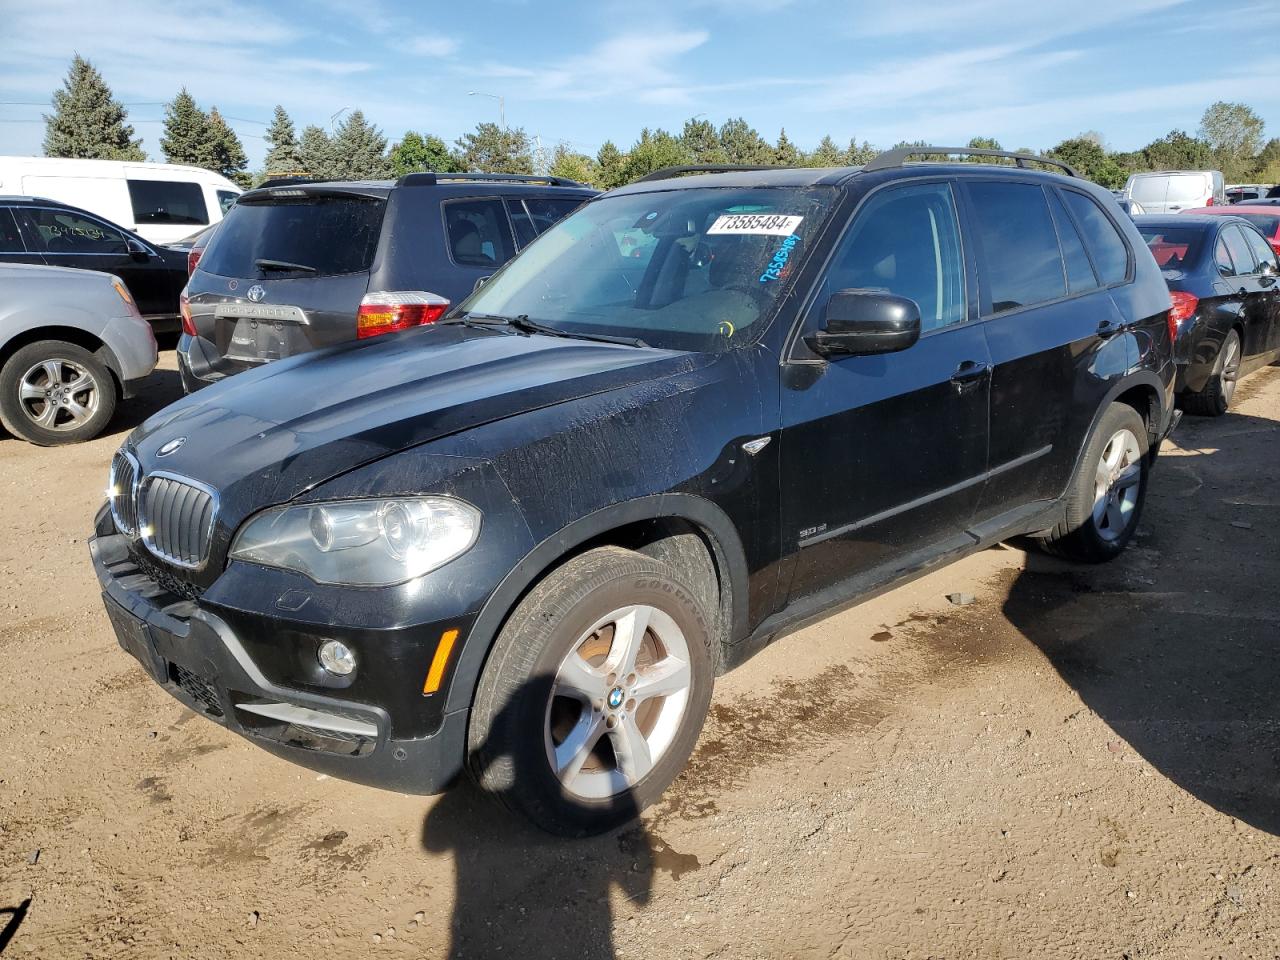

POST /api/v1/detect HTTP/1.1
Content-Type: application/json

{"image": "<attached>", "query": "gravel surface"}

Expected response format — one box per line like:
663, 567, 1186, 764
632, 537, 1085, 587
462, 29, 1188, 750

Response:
1, 352, 1278, 959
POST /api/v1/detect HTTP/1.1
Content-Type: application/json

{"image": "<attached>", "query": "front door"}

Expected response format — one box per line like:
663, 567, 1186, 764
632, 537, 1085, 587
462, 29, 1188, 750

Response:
780, 180, 990, 605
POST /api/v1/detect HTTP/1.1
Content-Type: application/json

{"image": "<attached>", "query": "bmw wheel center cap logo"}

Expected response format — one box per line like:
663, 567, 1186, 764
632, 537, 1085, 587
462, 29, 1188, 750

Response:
157, 436, 186, 457
247, 284, 266, 303
607, 687, 625, 710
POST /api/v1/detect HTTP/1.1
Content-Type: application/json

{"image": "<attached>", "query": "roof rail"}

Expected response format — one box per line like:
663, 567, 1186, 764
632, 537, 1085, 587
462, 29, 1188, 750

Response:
395, 172, 590, 189
862, 147, 1079, 178
634, 164, 789, 183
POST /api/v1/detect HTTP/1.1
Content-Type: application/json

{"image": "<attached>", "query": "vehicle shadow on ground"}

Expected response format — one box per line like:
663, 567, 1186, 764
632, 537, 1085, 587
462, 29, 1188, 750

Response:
106, 363, 184, 439
1002, 408, 1280, 836
0, 898, 31, 954
420, 680, 653, 960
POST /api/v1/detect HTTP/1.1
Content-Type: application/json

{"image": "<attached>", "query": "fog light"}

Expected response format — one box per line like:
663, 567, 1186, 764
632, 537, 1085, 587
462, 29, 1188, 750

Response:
318, 639, 356, 676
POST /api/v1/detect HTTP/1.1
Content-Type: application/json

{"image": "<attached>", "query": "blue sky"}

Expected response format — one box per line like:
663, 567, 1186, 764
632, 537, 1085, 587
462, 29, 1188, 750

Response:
2, 0, 1278, 169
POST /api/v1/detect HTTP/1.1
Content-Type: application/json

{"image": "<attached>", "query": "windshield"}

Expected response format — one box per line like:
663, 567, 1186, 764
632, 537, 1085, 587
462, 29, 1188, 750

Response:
458, 186, 836, 352
1138, 225, 1205, 269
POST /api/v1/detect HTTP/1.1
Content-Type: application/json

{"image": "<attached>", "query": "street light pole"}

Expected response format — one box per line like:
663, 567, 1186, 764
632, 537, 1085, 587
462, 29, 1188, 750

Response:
467, 91, 505, 129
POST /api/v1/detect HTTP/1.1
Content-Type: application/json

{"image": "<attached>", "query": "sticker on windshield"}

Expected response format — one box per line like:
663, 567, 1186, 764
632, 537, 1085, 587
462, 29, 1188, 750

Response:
708, 214, 804, 237
760, 235, 799, 283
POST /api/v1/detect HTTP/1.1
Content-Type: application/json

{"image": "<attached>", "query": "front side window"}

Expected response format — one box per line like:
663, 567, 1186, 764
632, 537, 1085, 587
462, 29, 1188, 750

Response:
1061, 189, 1130, 284
459, 186, 837, 352
127, 179, 209, 225
968, 181, 1066, 313
1222, 224, 1259, 276
818, 181, 965, 333
15, 207, 127, 254
444, 199, 516, 267
507, 197, 584, 247
1241, 223, 1279, 272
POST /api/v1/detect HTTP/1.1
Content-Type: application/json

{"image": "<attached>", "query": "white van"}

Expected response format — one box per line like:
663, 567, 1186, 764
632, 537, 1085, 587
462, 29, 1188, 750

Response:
0, 157, 241, 246
1123, 170, 1226, 214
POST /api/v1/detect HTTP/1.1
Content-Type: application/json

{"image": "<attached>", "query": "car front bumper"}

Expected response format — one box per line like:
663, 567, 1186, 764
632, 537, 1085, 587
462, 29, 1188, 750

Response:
89, 528, 470, 795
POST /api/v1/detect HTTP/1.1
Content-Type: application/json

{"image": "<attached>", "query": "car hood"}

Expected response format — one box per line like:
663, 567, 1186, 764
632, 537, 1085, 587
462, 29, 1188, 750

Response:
129, 324, 692, 511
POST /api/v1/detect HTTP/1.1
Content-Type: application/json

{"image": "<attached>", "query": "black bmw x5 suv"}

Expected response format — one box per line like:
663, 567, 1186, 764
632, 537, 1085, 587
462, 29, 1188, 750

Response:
90, 148, 1179, 835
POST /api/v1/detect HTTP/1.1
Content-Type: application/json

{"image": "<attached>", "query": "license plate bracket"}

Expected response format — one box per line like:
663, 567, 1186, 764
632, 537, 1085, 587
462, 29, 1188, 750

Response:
105, 597, 166, 683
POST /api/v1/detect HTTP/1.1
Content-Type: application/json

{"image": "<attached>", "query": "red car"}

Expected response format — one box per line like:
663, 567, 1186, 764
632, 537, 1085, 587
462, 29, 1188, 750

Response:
1184, 205, 1280, 255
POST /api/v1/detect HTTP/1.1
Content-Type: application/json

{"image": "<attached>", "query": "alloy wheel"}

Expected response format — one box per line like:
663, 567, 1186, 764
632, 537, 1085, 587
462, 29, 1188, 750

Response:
545, 604, 693, 800
1221, 336, 1241, 407
18, 358, 100, 432
1092, 428, 1142, 542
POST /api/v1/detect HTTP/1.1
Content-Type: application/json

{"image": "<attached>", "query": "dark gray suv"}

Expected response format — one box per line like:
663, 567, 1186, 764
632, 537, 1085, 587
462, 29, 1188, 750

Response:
177, 173, 596, 392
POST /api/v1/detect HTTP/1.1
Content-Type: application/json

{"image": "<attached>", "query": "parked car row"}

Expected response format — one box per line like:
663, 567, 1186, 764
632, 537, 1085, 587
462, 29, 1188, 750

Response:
89, 147, 1190, 835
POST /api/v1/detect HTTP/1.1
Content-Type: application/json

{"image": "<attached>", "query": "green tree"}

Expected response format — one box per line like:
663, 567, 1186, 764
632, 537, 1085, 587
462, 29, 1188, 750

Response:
621, 128, 689, 183
803, 134, 845, 167
548, 143, 599, 185
206, 107, 249, 185
1199, 101, 1265, 181
159, 88, 216, 167
1252, 137, 1280, 183
680, 118, 726, 164
328, 109, 391, 179
846, 137, 878, 165
298, 124, 336, 179
774, 129, 800, 167
43, 55, 145, 160
596, 140, 628, 190
718, 117, 772, 165
263, 105, 301, 177
1143, 129, 1215, 172
455, 122, 533, 174
962, 135, 1008, 163
1047, 136, 1125, 188
389, 131, 460, 176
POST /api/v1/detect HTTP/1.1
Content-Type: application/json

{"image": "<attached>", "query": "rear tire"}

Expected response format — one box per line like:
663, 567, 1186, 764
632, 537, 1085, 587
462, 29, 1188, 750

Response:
1181, 328, 1240, 417
0, 340, 116, 445
1035, 402, 1149, 563
466, 546, 715, 836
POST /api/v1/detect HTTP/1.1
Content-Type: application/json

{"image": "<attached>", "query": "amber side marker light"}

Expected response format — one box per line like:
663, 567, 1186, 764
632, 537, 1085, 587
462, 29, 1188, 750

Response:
423, 629, 460, 694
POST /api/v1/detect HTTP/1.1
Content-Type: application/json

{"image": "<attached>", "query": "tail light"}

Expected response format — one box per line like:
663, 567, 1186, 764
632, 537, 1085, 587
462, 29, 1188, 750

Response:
187, 245, 203, 276
1270, 239, 1280, 257
357, 291, 450, 339
179, 288, 197, 337
1168, 291, 1198, 341
1204, 197, 1215, 207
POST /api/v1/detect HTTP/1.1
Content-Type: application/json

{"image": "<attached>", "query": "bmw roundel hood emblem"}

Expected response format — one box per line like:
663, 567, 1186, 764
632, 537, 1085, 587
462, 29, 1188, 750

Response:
157, 437, 186, 457
247, 284, 266, 303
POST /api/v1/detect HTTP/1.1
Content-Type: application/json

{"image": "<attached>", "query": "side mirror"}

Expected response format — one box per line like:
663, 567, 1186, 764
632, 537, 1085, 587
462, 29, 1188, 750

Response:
804, 290, 921, 358
126, 237, 150, 261
1259, 259, 1277, 277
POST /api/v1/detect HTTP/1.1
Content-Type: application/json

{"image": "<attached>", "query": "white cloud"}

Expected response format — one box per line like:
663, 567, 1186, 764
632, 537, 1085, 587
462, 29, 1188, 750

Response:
404, 35, 461, 57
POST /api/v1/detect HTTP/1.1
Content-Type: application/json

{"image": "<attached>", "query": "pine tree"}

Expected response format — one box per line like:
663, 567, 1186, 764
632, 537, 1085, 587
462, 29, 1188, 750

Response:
207, 107, 248, 184
329, 110, 392, 179
298, 124, 336, 180
160, 88, 216, 167
43, 55, 145, 160
455, 122, 533, 174
846, 138, 878, 165
680, 118, 726, 164
263, 106, 301, 176
621, 128, 689, 183
718, 117, 772, 165
774, 129, 800, 167
596, 141, 628, 190
804, 135, 844, 167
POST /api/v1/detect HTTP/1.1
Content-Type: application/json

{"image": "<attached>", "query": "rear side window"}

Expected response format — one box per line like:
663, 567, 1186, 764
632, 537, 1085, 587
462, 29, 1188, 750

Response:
444, 199, 515, 267
507, 197, 585, 247
821, 181, 965, 333
198, 195, 386, 279
1061, 190, 1130, 284
1046, 190, 1098, 294
0, 208, 24, 252
216, 190, 238, 215
127, 180, 208, 226
968, 181, 1065, 313
15, 207, 128, 254
1221, 225, 1258, 275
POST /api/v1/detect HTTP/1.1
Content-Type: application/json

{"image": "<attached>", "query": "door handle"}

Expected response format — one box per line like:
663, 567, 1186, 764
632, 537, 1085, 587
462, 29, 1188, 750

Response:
950, 360, 989, 387
1096, 319, 1131, 338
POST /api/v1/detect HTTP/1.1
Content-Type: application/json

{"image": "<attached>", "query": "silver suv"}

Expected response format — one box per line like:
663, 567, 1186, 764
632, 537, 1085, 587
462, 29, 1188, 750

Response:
0, 262, 157, 444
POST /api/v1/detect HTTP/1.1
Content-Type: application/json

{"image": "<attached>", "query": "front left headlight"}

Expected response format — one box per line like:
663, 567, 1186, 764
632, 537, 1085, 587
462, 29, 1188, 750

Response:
229, 496, 481, 586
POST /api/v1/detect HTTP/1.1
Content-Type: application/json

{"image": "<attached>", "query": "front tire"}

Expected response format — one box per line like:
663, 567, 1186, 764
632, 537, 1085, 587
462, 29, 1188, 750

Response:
1036, 402, 1149, 563
0, 340, 117, 445
1181, 328, 1240, 417
467, 546, 715, 836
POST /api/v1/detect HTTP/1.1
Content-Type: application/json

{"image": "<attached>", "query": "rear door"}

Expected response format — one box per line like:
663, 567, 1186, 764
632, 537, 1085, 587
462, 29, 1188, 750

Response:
1238, 223, 1280, 356
1164, 174, 1211, 214
1219, 222, 1276, 363
506, 195, 588, 248
440, 197, 518, 302
963, 178, 1133, 521
781, 179, 990, 603
189, 192, 386, 374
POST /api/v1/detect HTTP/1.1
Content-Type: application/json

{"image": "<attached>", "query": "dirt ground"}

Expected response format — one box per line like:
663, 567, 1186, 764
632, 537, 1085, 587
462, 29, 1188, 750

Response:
2, 350, 1279, 960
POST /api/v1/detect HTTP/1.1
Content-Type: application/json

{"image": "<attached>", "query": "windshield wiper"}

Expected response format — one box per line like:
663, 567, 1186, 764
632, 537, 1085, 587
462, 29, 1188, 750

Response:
255, 258, 317, 274
446, 312, 647, 348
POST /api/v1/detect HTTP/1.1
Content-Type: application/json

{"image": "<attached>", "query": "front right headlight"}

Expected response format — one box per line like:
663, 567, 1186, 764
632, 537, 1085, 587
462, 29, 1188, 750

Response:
229, 496, 480, 586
